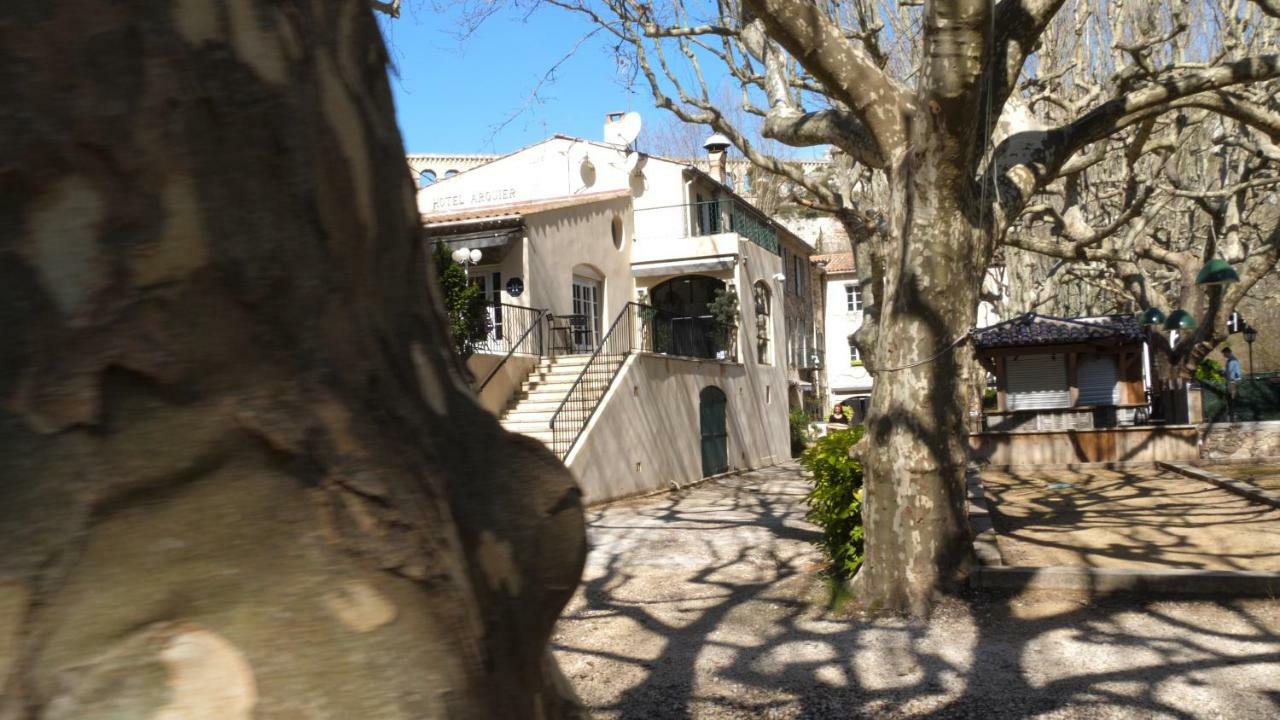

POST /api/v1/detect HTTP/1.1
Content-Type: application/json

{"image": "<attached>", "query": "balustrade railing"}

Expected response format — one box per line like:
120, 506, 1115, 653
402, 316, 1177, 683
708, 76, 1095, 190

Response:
476, 303, 548, 393
632, 199, 779, 256
641, 307, 732, 361
550, 303, 645, 458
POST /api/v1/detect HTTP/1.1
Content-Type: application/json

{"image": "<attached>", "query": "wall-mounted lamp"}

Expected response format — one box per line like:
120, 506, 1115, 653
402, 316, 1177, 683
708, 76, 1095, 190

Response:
771, 272, 786, 282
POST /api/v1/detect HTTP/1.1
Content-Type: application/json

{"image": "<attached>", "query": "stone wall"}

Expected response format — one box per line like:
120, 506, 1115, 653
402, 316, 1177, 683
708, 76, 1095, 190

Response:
1199, 420, 1280, 460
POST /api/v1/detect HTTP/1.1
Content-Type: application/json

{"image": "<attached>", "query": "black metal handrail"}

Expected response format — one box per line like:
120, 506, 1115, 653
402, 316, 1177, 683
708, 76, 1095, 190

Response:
477, 303, 548, 393
549, 302, 646, 458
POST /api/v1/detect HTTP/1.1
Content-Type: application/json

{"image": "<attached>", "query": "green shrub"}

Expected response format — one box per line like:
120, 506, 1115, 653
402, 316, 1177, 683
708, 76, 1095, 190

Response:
788, 407, 810, 457
432, 242, 491, 359
981, 387, 998, 409
800, 425, 865, 580
1195, 358, 1225, 385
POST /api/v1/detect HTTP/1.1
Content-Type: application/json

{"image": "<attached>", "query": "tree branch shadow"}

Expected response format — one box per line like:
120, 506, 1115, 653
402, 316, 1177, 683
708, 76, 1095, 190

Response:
553, 465, 1280, 719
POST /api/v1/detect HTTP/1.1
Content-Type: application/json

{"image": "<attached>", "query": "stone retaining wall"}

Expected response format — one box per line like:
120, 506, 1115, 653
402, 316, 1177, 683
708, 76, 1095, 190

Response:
1198, 420, 1280, 460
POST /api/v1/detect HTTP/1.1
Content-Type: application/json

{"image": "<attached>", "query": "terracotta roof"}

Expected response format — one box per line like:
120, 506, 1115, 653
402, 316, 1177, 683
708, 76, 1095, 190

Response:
421, 189, 631, 225
973, 313, 1143, 350
812, 252, 855, 274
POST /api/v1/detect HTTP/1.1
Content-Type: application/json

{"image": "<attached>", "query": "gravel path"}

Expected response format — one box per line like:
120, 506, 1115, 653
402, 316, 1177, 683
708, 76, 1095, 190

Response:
552, 463, 1280, 719
981, 465, 1280, 570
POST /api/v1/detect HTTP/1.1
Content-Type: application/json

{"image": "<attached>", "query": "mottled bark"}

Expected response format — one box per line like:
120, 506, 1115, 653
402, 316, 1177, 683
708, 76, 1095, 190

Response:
853, 97, 991, 614
0, 2, 585, 718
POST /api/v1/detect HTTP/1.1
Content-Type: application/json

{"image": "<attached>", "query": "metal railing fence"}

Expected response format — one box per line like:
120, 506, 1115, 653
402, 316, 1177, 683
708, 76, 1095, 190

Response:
549, 303, 646, 458
476, 303, 548, 393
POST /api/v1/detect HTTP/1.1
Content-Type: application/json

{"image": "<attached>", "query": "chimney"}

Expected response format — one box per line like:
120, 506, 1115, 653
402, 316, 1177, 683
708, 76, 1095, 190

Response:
703, 133, 731, 184
603, 112, 627, 144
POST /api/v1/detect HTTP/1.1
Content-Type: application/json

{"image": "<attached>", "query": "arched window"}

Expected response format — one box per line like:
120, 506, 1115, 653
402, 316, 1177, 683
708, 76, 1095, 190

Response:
649, 275, 726, 359
753, 281, 772, 364
444, 169, 459, 179
418, 169, 437, 188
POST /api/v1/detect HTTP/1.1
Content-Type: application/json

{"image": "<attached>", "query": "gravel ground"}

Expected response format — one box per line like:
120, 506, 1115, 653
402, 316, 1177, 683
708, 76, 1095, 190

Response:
981, 465, 1280, 570
1203, 463, 1280, 494
552, 463, 1280, 719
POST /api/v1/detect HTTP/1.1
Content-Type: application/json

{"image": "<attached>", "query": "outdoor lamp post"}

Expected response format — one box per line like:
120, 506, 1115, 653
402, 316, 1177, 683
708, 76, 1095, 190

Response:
450, 247, 482, 277
1244, 325, 1258, 379
1194, 258, 1241, 286
1137, 307, 1166, 327
1163, 309, 1198, 332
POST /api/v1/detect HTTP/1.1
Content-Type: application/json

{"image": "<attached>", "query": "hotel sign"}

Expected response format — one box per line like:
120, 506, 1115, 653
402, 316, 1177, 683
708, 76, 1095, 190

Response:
430, 187, 517, 211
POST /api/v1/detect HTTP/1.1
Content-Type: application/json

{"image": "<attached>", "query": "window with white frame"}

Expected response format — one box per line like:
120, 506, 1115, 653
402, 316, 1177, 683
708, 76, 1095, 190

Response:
848, 337, 862, 365
845, 283, 863, 312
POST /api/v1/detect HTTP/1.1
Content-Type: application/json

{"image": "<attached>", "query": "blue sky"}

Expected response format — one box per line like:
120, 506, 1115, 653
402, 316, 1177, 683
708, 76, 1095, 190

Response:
383, 5, 646, 154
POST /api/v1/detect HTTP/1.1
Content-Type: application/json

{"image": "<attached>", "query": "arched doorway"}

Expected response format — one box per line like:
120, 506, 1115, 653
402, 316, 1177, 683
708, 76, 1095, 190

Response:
700, 386, 728, 477
650, 275, 725, 359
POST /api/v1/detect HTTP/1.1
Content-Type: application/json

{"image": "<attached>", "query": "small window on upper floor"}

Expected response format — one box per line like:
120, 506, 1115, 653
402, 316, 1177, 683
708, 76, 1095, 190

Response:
444, 169, 459, 178
845, 283, 863, 312
611, 214, 624, 250
419, 170, 437, 188
848, 337, 862, 365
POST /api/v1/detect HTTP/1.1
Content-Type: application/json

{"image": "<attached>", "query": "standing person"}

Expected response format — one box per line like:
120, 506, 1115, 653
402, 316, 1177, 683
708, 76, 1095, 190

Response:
1223, 347, 1243, 421
828, 403, 851, 426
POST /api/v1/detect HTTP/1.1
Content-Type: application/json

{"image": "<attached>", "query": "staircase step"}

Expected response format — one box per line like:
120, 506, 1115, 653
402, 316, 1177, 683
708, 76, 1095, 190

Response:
504, 409, 555, 423
502, 419, 553, 433
504, 400, 563, 413
519, 380, 610, 395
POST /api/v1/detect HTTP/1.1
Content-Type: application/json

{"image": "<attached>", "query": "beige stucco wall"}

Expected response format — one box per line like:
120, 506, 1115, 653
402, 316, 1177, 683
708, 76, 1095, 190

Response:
466, 353, 539, 416
568, 238, 790, 504
567, 352, 790, 503
524, 196, 634, 321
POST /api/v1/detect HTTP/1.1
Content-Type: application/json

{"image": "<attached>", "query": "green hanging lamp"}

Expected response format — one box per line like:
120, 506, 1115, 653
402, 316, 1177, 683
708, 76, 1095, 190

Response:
1195, 258, 1239, 286
1163, 309, 1198, 331
1137, 307, 1166, 326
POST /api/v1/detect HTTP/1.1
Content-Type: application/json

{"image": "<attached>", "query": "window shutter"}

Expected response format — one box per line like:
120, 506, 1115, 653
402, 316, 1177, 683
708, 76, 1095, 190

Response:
1077, 356, 1120, 406
1006, 356, 1070, 410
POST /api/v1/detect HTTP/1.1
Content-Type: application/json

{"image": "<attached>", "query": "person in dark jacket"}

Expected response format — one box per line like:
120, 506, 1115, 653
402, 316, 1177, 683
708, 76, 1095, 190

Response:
827, 403, 850, 426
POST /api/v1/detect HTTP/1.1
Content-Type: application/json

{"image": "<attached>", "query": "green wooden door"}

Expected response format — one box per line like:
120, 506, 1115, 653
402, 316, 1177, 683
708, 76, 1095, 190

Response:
700, 386, 728, 477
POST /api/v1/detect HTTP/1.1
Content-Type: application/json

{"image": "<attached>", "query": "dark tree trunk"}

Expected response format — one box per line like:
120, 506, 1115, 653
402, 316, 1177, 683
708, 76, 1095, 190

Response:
0, 2, 585, 718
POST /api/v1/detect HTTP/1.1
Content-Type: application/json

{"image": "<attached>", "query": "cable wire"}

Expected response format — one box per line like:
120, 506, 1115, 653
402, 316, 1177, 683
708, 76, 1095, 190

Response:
872, 328, 975, 373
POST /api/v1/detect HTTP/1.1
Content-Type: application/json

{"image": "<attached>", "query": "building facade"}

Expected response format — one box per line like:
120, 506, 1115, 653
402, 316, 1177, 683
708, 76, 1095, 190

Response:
814, 253, 874, 421
417, 127, 818, 503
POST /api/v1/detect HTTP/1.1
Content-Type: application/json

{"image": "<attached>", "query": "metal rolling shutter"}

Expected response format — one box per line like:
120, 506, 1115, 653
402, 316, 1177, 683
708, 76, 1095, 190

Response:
1078, 355, 1120, 406
1006, 356, 1070, 410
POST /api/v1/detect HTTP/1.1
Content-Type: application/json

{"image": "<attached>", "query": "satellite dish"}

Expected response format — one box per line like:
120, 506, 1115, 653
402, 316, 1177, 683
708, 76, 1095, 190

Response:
624, 151, 643, 174
616, 112, 642, 146
581, 155, 595, 174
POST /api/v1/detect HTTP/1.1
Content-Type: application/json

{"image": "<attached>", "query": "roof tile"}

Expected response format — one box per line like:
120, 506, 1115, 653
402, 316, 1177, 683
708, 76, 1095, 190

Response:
973, 313, 1143, 349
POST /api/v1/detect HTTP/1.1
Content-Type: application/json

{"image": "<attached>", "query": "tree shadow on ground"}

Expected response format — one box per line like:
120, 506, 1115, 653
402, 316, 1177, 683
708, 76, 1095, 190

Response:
551, 464, 1280, 719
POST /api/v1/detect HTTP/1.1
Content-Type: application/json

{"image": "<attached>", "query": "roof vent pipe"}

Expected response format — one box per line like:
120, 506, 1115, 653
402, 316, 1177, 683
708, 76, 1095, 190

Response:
704, 133, 731, 184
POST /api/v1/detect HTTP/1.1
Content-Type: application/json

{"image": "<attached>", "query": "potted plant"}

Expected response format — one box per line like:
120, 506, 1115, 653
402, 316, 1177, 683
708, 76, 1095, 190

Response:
708, 286, 740, 360
637, 289, 658, 351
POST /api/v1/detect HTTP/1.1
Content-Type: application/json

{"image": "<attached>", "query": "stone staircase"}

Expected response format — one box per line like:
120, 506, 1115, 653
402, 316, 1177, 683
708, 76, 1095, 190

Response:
500, 354, 599, 449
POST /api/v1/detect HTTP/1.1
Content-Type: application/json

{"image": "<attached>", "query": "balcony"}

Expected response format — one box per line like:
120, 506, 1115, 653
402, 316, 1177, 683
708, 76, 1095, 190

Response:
631, 200, 780, 274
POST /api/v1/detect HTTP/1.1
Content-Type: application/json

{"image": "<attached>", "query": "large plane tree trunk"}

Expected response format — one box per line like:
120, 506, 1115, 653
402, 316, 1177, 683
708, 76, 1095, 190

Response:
0, 2, 585, 718
852, 117, 989, 614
